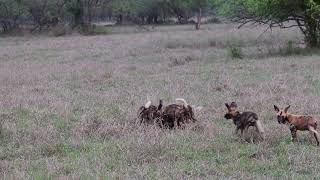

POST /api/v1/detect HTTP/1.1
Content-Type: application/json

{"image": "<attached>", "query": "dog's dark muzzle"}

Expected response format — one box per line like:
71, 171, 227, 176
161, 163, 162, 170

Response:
277, 116, 286, 124
224, 113, 232, 119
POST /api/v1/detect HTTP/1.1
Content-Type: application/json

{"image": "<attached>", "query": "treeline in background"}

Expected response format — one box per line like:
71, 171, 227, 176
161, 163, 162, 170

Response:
1, 0, 320, 48
0, 0, 215, 33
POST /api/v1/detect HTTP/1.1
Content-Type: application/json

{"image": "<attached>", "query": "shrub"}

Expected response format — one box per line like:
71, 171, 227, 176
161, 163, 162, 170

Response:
169, 55, 199, 67
279, 41, 304, 56
281, 40, 294, 55
79, 24, 111, 36
227, 44, 243, 59
91, 26, 111, 35
51, 25, 67, 37
206, 17, 222, 24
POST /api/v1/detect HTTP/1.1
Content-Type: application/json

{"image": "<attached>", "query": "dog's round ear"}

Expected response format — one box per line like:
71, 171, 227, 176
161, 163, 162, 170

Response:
284, 105, 290, 113
274, 105, 280, 112
158, 100, 163, 110
225, 103, 230, 109
230, 102, 237, 108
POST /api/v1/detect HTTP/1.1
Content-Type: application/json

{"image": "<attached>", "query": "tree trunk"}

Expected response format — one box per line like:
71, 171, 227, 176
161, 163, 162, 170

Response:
72, 0, 83, 27
147, 15, 152, 24
195, 7, 202, 30
154, 15, 158, 24
1, 21, 8, 33
117, 14, 123, 25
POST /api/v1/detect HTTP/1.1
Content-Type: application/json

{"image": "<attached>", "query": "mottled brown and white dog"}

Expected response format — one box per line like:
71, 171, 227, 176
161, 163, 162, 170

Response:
162, 98, 196, 129
224, 102, 265, 140
274, 105, 319, 146
137, 100, 163, 125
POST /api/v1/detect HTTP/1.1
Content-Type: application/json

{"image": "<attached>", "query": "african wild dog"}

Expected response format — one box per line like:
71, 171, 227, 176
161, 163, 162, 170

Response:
224, 102, 265, 140
274, 105, 319, 146
162, 98, 196, 129
137, 100, 163, 125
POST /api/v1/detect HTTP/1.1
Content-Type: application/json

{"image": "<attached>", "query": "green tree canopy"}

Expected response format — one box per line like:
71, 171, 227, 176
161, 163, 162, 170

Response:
217, 0, 320, 47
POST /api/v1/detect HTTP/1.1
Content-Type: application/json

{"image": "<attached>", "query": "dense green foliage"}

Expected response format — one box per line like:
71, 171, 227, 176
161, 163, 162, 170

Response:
0, 0, 25, 31
218, 0, 320, 47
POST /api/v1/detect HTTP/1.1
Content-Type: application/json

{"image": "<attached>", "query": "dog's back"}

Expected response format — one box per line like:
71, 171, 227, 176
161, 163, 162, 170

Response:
162, 104, 182, 128
162, 103, 194, 128
232, 111, 258, 127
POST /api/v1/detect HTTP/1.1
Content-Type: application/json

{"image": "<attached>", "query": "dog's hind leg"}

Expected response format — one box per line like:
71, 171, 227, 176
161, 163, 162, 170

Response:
173, 118, 178, 129
308, 126, 320, 146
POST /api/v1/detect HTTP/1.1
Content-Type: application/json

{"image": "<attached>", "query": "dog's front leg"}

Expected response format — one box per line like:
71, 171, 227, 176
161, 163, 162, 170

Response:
290, 125, 298, 143
234, 126, 240, 136
243, 126, 250, 138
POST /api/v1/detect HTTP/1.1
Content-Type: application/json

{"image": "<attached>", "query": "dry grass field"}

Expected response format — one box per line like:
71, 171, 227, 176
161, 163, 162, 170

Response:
1, 23, 320, 179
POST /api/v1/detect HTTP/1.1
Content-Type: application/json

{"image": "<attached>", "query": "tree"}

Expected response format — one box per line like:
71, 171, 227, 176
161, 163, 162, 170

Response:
166, 0, 212, 29
0, 0, 25, 32
26, 0, 69, 31
110, 0, 169, 25
217, 0, 320, 48
66, 0, 111, 27
166, 0, 194, 24
192, 0, 210, 30
66, 0, 83, 26
27, 0, 51, 31
0, 0, 216, 33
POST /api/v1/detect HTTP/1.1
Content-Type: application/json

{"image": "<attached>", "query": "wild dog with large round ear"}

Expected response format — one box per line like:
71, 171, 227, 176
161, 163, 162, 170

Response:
224, 102, 265, 140
273, 105, 319, 146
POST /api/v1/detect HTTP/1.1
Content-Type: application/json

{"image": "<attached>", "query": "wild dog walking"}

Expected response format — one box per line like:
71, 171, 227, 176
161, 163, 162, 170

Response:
137, 100, 163, 125
274, 105, 319, 146
162, 98, 196, 129
224, 102, 265, 140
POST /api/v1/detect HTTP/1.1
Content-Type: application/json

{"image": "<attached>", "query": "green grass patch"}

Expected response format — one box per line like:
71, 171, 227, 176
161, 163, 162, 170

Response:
227, 45, 243, 59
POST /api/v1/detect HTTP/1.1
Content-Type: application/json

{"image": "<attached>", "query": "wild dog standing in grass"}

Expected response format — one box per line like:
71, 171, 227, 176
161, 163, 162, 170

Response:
137, 100, 163, 125
162, 98, 196, 129
224, 102, 265, 140
274, 105, 319, 146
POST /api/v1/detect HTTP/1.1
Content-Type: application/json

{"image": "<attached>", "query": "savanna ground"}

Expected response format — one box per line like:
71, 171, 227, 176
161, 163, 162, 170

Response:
1, 23, 320, 179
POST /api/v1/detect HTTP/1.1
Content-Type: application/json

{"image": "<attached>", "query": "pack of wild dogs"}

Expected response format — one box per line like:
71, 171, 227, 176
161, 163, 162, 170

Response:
137, 99, 320, 146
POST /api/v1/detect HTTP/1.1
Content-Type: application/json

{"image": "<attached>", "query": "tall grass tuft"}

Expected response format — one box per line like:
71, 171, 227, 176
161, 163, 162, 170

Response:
227, 44, 243, 59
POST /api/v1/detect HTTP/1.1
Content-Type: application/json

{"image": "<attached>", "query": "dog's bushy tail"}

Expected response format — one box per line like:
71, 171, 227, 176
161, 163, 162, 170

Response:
144, 101, 152, 108
176, 98, 188, 107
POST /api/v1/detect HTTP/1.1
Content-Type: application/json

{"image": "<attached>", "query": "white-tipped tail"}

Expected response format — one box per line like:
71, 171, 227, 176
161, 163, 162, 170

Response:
255, 120, 265, 139
144, 101, 152, 108
176, 98, 188, 107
